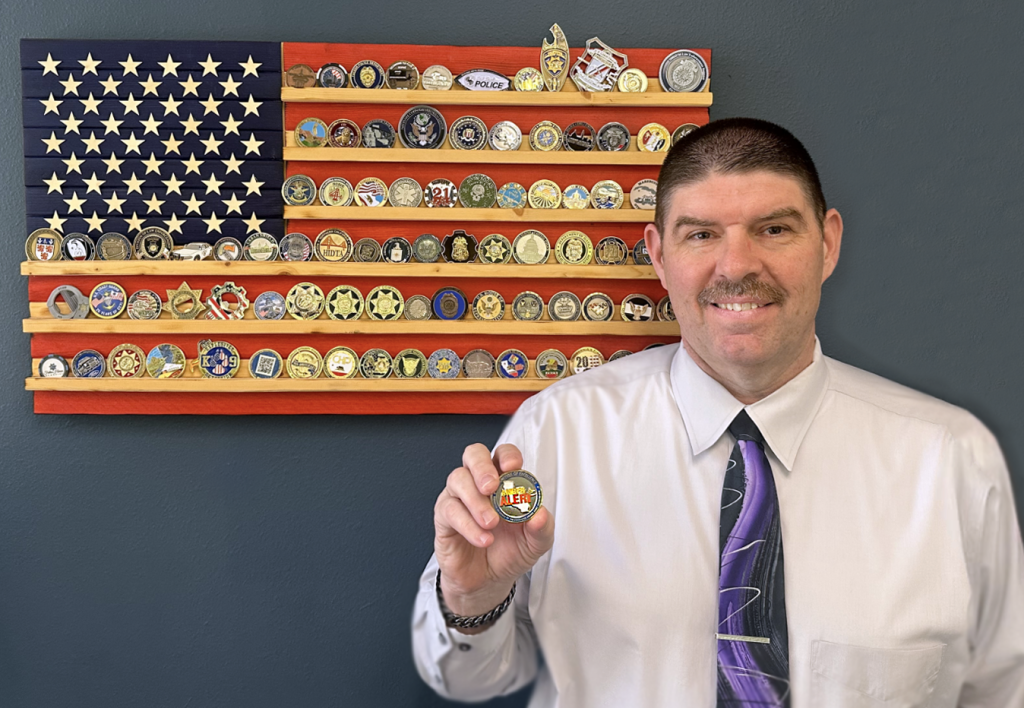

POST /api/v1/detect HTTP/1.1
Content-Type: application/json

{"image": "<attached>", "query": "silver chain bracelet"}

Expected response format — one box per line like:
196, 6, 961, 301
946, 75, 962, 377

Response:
435, 569, 517, 629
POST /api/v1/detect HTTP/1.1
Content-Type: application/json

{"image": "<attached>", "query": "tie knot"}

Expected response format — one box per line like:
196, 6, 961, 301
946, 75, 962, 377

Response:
728, 410, 765, 444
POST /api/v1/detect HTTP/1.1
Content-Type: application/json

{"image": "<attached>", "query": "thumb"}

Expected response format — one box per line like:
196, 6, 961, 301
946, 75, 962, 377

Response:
521, 507, 555, 560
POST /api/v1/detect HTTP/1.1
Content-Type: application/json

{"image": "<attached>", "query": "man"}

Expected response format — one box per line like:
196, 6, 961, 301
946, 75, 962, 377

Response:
412, 119, 1024, 706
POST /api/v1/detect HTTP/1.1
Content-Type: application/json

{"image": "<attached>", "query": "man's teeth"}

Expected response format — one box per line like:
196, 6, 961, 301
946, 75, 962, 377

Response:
714, 302, 762, 311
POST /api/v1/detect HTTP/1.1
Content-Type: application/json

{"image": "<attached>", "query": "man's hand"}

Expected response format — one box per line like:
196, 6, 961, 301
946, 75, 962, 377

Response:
433, 443, 555, 629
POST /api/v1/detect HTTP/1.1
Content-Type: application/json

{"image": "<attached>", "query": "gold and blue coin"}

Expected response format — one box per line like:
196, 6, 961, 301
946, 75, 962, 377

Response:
318, 177, 355, 207
366, 285, 404, 320
362, 119, 396, 148
326, 285, 364, 320
594, 236, 628, 265
548, 291, 582, 321
286, 282, 325, 320
449, 116, 488, 150
496, 182, 527, 209
488, 121, 522, 151
496, 349, 529, 379
534, 349, 568, 379
360, 349, 393, 379
478, 233, 512, 264
511, 291, 544, 321
198, 340, 240, 379
350, 60, 386, 89
492, 470, 543, 524
249, 349, 283, 379
146, 343, 187, 379
528, 179, 561, 209
590, 180, 624, 209
314, 228, 353, 262
71, 349, 105, 378
382, 236, 413, 263
89, 281, 127, 319
432, 286, 468, 320
555, 230, 593, 265
561, 184, 590, 209
393, 348, 428, 378
38, 354, 69, 378
324, 346, 360, 379
472, 290, 505, 320
398, 105, 447, 149
621, 293, 656, 321
254, 291, 286, 320
25, 228, 62, 261
282, 174, 317, 206
294, 117, 328, 148
427, 349, 461, 379
287, 346, 324, 379
529, 121, 563, 151
459, 174, 497, 208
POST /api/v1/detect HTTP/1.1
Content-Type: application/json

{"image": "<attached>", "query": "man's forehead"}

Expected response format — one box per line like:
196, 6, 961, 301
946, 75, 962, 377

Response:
664, 170, 813, 224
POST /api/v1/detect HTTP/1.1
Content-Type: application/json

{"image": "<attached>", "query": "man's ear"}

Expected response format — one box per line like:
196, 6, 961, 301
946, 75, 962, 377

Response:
820, 208, 843, 283
644, 224, 668, 290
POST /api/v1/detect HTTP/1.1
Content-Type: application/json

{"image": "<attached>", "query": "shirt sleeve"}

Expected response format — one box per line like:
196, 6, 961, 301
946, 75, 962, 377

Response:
410, 399, 543, 701
957, 425, 1024, 706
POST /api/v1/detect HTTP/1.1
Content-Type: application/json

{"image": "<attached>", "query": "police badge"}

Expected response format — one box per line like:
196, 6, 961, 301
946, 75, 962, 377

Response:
570, 38, 628, 92
540, 23, 570, 92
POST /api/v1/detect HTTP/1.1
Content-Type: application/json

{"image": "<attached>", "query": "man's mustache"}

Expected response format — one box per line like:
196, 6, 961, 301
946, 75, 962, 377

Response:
696, 275, 787, 307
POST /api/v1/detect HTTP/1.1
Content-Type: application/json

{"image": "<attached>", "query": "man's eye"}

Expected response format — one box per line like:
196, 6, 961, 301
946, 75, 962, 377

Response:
765, 225, 787, 235
689, 231, 712, 241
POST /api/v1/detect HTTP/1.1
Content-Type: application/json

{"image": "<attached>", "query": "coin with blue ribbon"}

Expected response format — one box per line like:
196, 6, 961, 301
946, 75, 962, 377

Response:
496, 349, 529, 379
198, 339, 241, 379
399, 105, 447, 149
71, 349, 106, 378
146, 343, 187, 379
432, 287, 468, 320
350, 60, 386, 89
38, 354, 69, 378
254, 291, 286, 320
427, 349, 461, 379
249, 349, 283, 379
361, 119, 396, 148
282, 174, 317, 206
295, 118, 328, 148
492, 470, 543, 524
89, 281, 127, 319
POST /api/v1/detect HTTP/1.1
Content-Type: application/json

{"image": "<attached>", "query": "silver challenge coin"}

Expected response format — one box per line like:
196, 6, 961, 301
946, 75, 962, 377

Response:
512, 291, 544, 321
563, 122, 595, 152
659, 49, 709, 93
382, 237, 413, 263
512, 229, 550, 265
582, 292, 615, 322
362, 119, 396, 148
462, 349, 496, 378
597, 122, 631, 151
38, 353, 70, 378
127, 289, 163, 320
254, 291, 286, 320
548, 290, 582, 321
621, 293, 656, 321
353, 238, 382, 263
386, 60, 420, 90
388, 177, 423, 208
60, 232, 95, 261
488, 121, 523, 151
244, 232, 280, 261
71, 349, 106, 378
96, 232, 132, 260
421, 65, 453, 90
412, 234, 442, 263
404, 294, 433, 320
630, 179, 658, 210
279, 232, 314, 261
46, 284, 89, 320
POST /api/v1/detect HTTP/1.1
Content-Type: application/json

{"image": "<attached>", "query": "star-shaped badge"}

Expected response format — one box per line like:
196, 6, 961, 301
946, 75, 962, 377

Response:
166, 281, 206, 319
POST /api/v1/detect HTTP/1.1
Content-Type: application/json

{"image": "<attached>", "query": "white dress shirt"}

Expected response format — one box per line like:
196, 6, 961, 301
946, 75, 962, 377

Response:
412, 341, 1024, 707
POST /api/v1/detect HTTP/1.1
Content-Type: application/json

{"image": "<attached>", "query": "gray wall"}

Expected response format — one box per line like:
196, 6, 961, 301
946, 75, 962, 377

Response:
2, 1, 1022, 706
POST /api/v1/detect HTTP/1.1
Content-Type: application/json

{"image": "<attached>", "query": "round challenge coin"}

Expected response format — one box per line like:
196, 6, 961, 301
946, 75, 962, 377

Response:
561, 184, 590, 210
563, 122, 595, 152
46, 284, 89, 319
146, 343, 187, 379
328, 118, 361, 148
89, 281, 127, 319
512, 230, 550, 264
621, 293, 656, 321
282, 174, 317, 206
633, 238, 652, 265
421, 65, 454, 90
353, 238, 382, 262
214, 237, 243, 260
555, 230, 593, 265
350, 60, 386, 89
361, 119, 396, 148
318, 177, 354, 207
399, 105, 447, 149
535, 349, 568, 379
360, 348, 393, 379
354, 177, 388, 207
382, 236, 413, 263
496, 182, 527, 209
285, 64, 316, 88
462, 349, 496, 378
107, 343, 146, 377
617, 67, 648, 92
96, 232, 132, 260
582, 292, 614, 321
325, 285, 364, 320
324, 346, 360, 379
512, 291, 544, 321
386, 60, 420, 90
286, 282, 325, 319
630, 179, 658, 210
38, 354, 69, 378
472, 290, 505, 320
660, 49, 709, 93
388, 177, 423, 208
432, 287, 468, 320
488, 121, 522, 151
571, 346, 605, 374
478, 233, 512, 264
393, 348, 428, 378
287, 346, 324, 379
658, 295, 676, 321
596, 121, 631, 151
528, 180, 561, 209
458, 174, 497, 208
249, 349, 283, 379
314, 228, 353, 262
529, 121, 563, 151
404, 294, 432, 320
198, 340, 240, 379
492, 470, 542, 523
514, 67, 544, 92
25, 228, 63, 261
590, 180, 624, 209
637, 123, 671, 152
280, 232, 314, 261
672, 123, 701, 145
449, 116, 488, 150
366, 285, 404, 320
127, 289, 163, 320
496, 349, 529, 379
294, 118, 328, 148
60, 232, 95, 261
412, 233, 442, 263
548, 291, 582, 321
254, 291, 286, 320
595, 236, 629, 265
72, 349, 105, 378
244, 232, 279, 261
424, 179, 458, 208
427, 349, 461, 379
316, 63, 348, 88
609, 350, 633, 362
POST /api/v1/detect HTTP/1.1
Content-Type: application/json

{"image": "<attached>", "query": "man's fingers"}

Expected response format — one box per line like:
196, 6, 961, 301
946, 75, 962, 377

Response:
492, 443, 524, 475
463, 443, 500, 495
522, 507, 555, 557
446, 466, 498, 529
435, 491, 493, 548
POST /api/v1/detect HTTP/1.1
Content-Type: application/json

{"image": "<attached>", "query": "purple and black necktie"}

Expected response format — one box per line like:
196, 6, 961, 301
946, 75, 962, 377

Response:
717, 410, 790, 706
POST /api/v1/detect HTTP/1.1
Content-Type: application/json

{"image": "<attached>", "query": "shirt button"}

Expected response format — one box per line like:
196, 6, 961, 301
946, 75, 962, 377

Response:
438, 632, 447, 645
458, 643, 471, 652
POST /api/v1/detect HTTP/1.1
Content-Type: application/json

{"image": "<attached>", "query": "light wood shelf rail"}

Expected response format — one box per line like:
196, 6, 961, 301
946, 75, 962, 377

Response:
281, 87, 712, 108
283, 206, 654, 222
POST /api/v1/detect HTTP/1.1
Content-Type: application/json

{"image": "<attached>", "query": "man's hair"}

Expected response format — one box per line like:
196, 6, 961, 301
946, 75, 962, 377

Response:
654, 118, 827, 235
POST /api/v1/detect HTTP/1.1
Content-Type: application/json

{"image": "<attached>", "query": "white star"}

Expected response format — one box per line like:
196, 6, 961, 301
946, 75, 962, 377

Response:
78, 92, 102, 114
221, 153, 243, 174
123, 173, 146, 194
45, 211, 67, 232
242, 174, 264, 196
120, 93, 142, 114
143, 193, 165, 213
220, 114, 242, 135
64, 192, 87, 213
164, 213, 185, 234
61, 112, 83, 134
119, 54, 141, 76
139, 113, 163, 135
103, 191, 127, 213
219, 75, 241, 97
99, 74, 121, 95
102, 153, 125, 173
161, 133, 184, 155
78, 53, 101, 75
43, 172, 65, 194
83, 211, 106, 232
239, 55, 262, 77
199, 93, 222, 115
178, 74, 202, 96
141, 153, 164, 174
181, 153, 204, 175
198, 54, 221, 76
162, 173, 185, 195
82, 172, 105, 194
59, 73, 82, 96
242, 212, 265, 233
240, 94, 261, 116
158, 54, 181, 77
160, 94, 182, 115
101, 112, 123, 135
202, 173, 224, 195
39, 53, 61, 76
139, 73, 162, 96
222, 193, 245, 215
124, 212, 146, 232
200, 132, 223, 154
81, 131, 104, 153
180, 113, 202, 135
62, 152, 85, 174
201, 211, 225, 234
181, 194, 205, 215
41, 131, 64, 154
121, 132, 144, 154
39, 93, 62, 115
240, 133, 264, 156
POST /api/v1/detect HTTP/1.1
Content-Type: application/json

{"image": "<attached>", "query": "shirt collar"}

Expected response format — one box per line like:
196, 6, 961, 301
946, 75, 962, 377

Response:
669, 339, 830, 470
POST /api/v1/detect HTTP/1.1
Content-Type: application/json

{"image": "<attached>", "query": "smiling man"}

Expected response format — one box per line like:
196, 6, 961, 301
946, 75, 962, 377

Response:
412, 119, 1024, 707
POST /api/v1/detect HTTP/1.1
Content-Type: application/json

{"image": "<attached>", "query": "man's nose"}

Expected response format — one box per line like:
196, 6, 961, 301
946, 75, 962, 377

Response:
714, 232, 764, 282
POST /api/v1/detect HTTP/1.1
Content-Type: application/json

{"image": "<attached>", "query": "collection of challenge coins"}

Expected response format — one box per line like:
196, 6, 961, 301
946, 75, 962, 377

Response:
37, 342, 669, 381
47, 281, 675, 323
283, 173, 658, 211
24, 226, 226, 263
294, 110, 697, 152
284, 25, 709, 95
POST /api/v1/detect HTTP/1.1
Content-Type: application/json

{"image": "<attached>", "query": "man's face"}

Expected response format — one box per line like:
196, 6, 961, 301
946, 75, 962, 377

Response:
646, 170, 842, 384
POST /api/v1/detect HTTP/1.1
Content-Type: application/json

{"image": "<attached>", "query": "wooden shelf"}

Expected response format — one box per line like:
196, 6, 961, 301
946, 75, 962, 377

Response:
22, 261, 660, 279
283, 146, 665, 165
284, 206, 654, 223
281, 87, 712, 108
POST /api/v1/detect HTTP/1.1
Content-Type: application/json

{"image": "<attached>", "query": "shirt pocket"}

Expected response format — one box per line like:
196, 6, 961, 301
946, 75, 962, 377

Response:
809, 639, 945, 707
